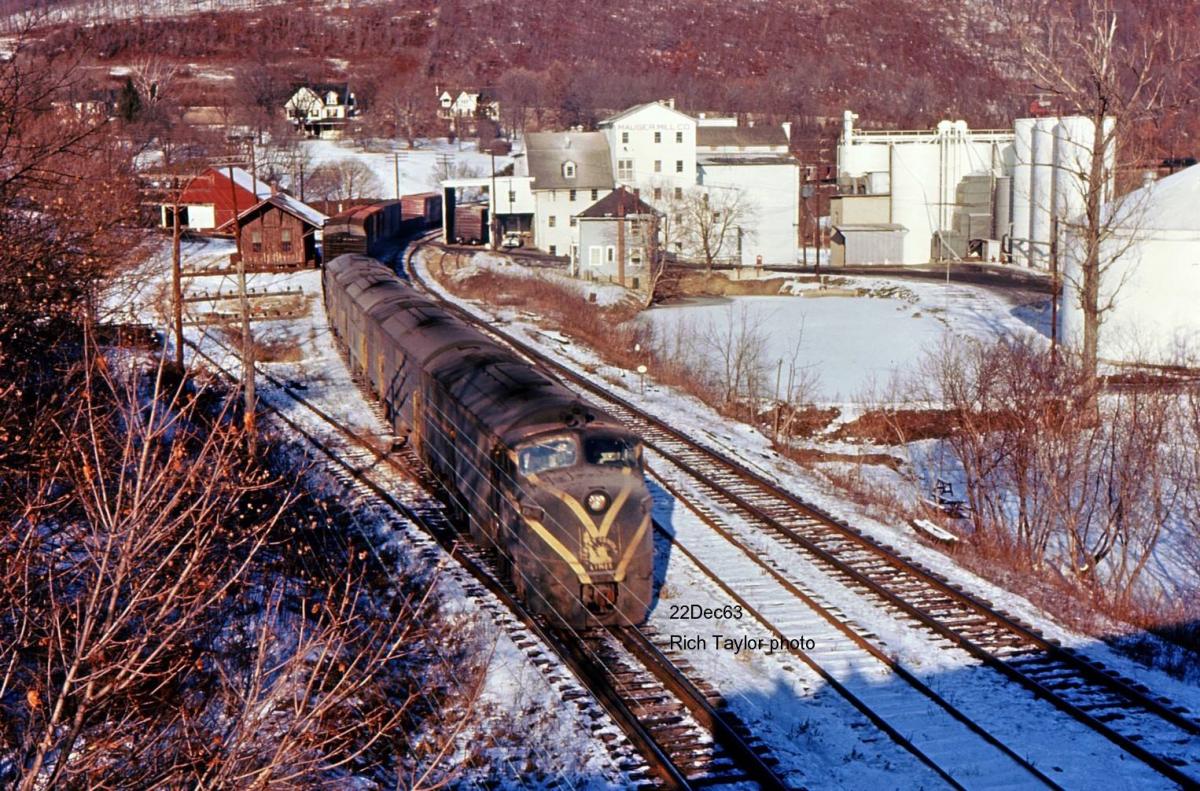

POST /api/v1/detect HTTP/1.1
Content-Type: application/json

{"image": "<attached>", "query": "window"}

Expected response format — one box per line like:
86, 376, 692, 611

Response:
676, 160, 684, 173
653, 188, 662, 201
563, 161, 576, 178
569, 217, 577, 227
584, 435, 640, 468
676, 131, 683, 143
674, 187, 683, 200
569, 189, 576, 201
517, 435, 578, 475
675, 241, 683, 252
654, 160, 662, 173
591, 189, 599, 200
617, 159, 633, 181
621, 131, 629, 144
549, 244, 557, 255
606, 246, 615, 263
280, 227, 292, 253
548, 215, 556, 228
508, 190, 516, 203
251, 230, 262, 253
654, 131, 661, 143
589, 246, 603, 266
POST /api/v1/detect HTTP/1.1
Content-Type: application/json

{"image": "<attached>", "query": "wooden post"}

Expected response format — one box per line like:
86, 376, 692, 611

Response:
227, 164, 256, 450
171, 188, 183, 371
617, 191, 626, 287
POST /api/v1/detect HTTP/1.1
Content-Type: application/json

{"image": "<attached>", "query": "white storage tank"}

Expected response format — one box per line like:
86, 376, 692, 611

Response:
1010, 118, 1036, 267
1029, 117, 1057, 268
1061, 164, 1200, 364
1053, 117, 1095, 230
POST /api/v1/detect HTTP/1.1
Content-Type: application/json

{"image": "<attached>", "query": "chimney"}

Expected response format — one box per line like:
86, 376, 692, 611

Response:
270, 181, 279, 196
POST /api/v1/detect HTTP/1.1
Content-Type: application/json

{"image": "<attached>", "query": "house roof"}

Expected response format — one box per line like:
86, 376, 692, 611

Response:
178, 167, 271, 213
577, 187, 656, 219
216, 192, 329, 232
599, 101, 693, 127
696, 125, 788, 149
524, 131, 613, 191
297, 83, 352, 105
699, 154, 797, 167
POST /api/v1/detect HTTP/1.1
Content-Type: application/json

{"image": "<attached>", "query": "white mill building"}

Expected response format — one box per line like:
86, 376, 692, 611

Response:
832, 110, 1113, 268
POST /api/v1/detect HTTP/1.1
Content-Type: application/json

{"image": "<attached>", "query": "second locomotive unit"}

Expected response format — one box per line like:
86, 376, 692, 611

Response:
323, 254, 654, 627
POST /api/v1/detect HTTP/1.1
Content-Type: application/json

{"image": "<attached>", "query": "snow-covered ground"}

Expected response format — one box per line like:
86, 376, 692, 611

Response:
108, 238, 636, 788
302, 137, 513, 200
643, 279, 1050, 403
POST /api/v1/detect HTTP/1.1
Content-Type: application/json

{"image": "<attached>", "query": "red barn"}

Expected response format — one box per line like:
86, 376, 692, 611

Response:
160, 167, 271, 231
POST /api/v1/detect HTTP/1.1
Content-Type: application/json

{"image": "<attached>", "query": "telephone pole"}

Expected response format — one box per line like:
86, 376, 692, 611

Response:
617, 190, 626, 287
226, 162, 256, 451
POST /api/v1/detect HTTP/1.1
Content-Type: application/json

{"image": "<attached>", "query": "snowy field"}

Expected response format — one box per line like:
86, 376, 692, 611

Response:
302, 137, 513, 200
643, 279, 1051, 403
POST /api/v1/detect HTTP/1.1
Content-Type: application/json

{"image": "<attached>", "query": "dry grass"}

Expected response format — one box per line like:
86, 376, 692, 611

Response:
443, 268, 737, 418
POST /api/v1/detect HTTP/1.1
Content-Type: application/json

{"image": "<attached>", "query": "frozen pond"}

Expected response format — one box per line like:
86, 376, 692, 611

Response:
642, 279, 1048, 403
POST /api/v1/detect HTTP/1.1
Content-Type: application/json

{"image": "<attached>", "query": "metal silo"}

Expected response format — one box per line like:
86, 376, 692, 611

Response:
1011, 118, 1035, 267
1029, 117, 1057, 268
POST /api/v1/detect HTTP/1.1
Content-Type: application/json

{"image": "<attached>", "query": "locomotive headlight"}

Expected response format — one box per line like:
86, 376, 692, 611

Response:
585, 491, 609, 513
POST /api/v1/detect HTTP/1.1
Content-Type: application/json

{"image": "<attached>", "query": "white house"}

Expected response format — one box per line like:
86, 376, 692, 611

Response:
284, 83, 356, 136
1061, 164, 1200, 364
437, 89, 499, 122
520, 131, 614, 259
599, 100, 697, 208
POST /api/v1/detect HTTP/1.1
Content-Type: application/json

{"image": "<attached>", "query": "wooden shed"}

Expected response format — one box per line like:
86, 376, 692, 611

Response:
217, 193, 328, 269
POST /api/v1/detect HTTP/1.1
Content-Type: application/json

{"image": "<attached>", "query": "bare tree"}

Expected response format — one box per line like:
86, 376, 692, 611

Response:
374, 76, 436, 148
306, 159, 384, 202
678, 187, 755, 271
1009, 0, 1200, 386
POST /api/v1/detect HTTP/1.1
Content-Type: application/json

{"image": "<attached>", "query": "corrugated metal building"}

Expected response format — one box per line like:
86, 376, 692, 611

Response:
830, 224, 906, 265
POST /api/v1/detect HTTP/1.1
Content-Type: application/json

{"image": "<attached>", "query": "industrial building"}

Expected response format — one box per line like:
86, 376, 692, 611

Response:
1061, 164, 1200, 365
832, 111, 1113, 268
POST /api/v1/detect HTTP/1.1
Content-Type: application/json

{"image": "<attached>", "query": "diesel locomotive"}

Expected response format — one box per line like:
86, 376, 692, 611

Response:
322, 254, 654, 627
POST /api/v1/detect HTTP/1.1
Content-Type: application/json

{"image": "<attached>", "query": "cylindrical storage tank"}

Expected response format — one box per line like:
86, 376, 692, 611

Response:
1011, 118, 1035, 267
993, 176, 1012, 244
1029, 117, 1057, 268
1053, 117, 1094, 231
866, 170, 891, 195
1102, 116, 1117, 203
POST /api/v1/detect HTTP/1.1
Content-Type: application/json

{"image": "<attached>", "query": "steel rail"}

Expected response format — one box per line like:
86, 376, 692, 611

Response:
184, 332, 789, 790
406, 239, 1200, 790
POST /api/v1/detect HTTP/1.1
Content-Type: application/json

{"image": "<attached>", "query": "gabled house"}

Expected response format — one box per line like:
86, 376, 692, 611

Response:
160, 166, 272, 231
436, 88, 500, 122
284, 83, 356, 137
215, 192, 328, 269
575, 187, 658, 287
520, 131, 615, 260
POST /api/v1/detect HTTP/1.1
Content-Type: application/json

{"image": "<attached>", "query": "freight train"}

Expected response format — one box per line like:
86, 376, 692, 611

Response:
322, 254, 654, 627
322, 192, 441, 260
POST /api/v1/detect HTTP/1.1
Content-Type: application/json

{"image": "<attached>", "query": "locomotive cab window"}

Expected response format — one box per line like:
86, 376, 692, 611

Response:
584, 435, 640, 468
516, 435, 578, 475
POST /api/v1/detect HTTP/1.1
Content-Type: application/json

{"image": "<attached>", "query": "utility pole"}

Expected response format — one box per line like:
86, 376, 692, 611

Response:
394, 151, 400, 200
171, 180, 183, 370
227, 162, 256, 451
616, 190, 626, 287
800, 164, 808, 267
490, 148, 499, 250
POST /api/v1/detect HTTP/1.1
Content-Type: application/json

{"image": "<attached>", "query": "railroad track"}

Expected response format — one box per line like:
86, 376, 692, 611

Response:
407, 239, 1200, 789
185, 330, 791, 790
